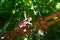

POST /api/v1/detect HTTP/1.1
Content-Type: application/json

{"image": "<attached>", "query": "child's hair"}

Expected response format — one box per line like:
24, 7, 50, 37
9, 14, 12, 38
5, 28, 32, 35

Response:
27, 17, 32, 22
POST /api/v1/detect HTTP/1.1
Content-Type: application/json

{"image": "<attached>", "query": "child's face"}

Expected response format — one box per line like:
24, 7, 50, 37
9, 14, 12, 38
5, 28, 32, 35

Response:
28, 17, 32, 22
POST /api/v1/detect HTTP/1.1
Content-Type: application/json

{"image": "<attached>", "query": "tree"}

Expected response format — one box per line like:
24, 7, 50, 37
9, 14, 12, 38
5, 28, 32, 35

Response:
0, 0, 60, 40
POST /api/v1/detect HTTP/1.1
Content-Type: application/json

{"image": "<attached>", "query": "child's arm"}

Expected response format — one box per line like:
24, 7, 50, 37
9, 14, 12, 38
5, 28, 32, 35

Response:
26, 22, 32, 25
23, 11, 27, 21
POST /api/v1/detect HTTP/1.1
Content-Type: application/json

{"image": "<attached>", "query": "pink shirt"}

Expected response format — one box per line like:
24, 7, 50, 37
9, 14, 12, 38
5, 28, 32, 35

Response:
19, 22, 24, 28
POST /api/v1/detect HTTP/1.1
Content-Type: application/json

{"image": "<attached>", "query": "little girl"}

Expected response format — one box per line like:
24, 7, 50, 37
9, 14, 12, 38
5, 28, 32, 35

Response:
19, 11, 32, 32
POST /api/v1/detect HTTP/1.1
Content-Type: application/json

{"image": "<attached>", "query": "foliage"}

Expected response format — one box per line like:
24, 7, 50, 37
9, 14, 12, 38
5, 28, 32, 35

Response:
0, 0, 60, 40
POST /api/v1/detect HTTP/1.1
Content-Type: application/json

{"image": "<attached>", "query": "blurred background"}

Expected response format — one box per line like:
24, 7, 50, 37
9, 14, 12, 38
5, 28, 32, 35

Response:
0, 0, 60, 40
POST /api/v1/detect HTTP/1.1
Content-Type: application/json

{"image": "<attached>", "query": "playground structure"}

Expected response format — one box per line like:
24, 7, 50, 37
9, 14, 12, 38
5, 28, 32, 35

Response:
0, 11, 60, 40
